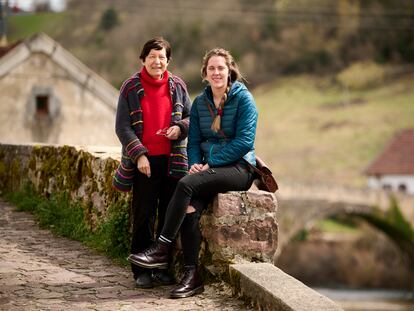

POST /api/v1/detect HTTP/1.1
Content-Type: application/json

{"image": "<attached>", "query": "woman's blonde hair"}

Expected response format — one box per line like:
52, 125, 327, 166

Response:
200, 48, 243, 132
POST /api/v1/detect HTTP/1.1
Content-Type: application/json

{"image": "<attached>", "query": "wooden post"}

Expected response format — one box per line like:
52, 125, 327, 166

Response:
0, 0, 8, 47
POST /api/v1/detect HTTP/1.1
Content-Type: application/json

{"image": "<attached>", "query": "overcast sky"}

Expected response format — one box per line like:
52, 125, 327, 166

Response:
8, 0, 66, 12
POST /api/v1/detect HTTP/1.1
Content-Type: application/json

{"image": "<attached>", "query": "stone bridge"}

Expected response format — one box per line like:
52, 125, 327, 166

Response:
0, 143, 343, 311
274, 181, 414, 265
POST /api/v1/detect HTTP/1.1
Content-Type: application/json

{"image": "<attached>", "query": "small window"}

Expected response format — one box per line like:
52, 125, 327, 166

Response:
398, 184, 407, 193
382, 184, 392, 191
36, 95, 49, 116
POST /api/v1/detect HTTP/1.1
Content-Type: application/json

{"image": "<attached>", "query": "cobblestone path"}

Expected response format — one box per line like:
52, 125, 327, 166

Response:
0, 200, 253, 311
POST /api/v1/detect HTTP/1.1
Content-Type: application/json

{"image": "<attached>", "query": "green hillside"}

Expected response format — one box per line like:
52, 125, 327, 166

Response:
253, 70, 414, 187
8, 12, 67, 41
7, 0, 414, 90
5, 6, 414, 189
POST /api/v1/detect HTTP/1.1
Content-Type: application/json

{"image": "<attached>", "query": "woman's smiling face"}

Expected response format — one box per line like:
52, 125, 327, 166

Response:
142, 48, 169, 79
205, 55, 229, 91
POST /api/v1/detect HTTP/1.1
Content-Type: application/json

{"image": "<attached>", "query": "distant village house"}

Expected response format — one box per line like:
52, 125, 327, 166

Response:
0, 33, 120, 147
365, 129, 414, 195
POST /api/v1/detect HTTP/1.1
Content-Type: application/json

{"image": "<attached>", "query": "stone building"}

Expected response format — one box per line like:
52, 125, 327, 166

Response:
365, 129, 414, 195
0, 33, 120, 147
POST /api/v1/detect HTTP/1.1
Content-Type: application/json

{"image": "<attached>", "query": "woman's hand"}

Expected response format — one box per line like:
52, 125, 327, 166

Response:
189, 163, 210, 174
137, 154, 151, 177
189, 163, 203, 174
165, 125, 181, 140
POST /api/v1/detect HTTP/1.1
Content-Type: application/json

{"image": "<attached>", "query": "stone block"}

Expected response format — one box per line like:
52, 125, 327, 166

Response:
201, 190, 278, 267
230, 263, 343, 311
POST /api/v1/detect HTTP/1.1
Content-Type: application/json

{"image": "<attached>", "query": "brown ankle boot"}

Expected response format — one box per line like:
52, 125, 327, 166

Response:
128, 241, 170, 269
170, 266, 204, 299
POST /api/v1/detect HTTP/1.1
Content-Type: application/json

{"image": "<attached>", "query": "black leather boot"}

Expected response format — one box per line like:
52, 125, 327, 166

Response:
170, 266, 204, 299
151, 269, 175, 285
135, 272, 153, 289
127, 241, 170, 269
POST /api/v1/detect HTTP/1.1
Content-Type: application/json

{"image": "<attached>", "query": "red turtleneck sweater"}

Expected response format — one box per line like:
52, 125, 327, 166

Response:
140, 67, 172, 156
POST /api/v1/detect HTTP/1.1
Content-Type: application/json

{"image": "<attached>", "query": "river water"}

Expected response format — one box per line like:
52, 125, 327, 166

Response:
314, 288, 414, 311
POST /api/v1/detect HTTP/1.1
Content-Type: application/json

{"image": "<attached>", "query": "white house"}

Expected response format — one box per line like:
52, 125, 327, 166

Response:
365, 129, 414, 195
0, 33, 120, 147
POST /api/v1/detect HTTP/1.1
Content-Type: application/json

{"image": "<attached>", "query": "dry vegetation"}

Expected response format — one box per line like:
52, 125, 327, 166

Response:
254, 67, 414, 187
39, 0, 414, 90
7, 0, 414, 187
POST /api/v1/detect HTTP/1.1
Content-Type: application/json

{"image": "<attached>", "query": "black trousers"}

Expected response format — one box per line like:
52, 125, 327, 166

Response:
130, 155, 177, 278
162, 163, 255, 266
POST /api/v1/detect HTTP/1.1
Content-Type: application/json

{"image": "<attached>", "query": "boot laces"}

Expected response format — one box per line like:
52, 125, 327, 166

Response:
180, 268, 195, 284
144, 243, 160, 255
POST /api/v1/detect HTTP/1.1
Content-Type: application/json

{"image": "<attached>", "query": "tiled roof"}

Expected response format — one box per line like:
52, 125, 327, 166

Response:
365, 129, 414, 175
0, 40, 21, 58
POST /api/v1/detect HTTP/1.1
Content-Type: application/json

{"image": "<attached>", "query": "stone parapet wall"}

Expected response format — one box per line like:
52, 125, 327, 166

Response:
0, 143, 279, 272
0, 143, 344, 310
0, 143, 125, 228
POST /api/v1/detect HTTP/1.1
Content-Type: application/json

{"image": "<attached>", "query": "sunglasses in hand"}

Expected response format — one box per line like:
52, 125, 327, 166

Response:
156, 127, 169, 136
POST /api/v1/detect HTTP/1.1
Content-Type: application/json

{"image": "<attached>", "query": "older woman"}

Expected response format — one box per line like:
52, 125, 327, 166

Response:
114, 37, 191, 288
128, 47, 258, 298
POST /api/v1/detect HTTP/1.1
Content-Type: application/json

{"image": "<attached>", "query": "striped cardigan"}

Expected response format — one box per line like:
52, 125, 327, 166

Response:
113, 71, 191, 192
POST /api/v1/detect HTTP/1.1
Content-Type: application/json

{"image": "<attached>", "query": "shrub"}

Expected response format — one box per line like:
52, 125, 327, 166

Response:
99, 7, 119, 31
336, 61, 385, 90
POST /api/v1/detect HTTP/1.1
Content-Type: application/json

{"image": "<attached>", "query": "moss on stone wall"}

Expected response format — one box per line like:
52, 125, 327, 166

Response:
34, 145, 81, 192
102, 159, 124, 203
0, 149, 6, 190
9, 158, 22, 192
1, 144, 132, 264
28, 155, 36, 171
1, 144, 130, 230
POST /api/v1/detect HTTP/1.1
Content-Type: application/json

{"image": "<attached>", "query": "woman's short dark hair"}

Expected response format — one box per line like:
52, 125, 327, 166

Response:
139, 37, 171, 62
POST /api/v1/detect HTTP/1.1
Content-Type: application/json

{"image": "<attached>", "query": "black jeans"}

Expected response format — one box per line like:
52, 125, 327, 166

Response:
162, 163, 255, 243
130, 155, 177, 278
179, 197, 207, 266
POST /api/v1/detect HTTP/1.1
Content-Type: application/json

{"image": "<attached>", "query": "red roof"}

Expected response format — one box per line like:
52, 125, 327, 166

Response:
365, 129, 414, 176
0, 40, 21, 59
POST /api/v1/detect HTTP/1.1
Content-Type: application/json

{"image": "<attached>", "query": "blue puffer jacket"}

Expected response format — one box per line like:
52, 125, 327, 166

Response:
188, 81, 258, 168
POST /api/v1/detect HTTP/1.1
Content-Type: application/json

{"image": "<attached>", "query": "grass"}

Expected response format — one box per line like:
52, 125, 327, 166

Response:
253, 72, 414, 187
6, 185, 89, 240
5, 184, 131, 265
293, 218, 358, 242
8, 12, 67, 41
315, 219, 358, 234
